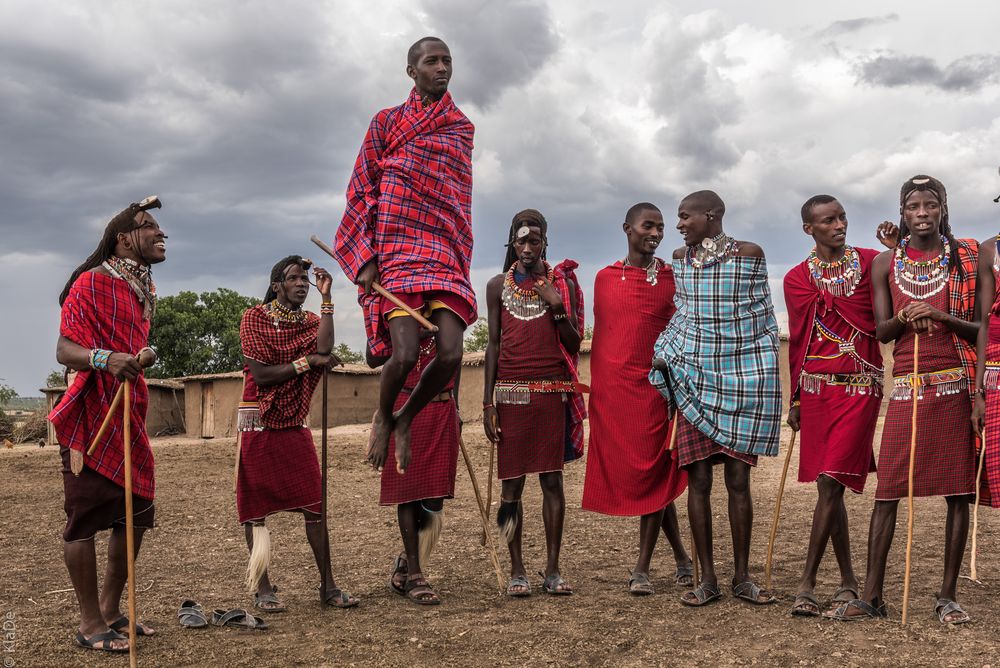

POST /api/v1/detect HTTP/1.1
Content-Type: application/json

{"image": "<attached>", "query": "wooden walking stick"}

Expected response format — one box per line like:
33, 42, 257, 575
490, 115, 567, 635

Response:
481, 443, 494, 546
765, 430, 797, 590
309, 235, 438, 332
457, 434, 506, 591
902, 334, 920, 625
320, 369, 330, 602
87, 349, 157, 457
122, 380, 138, 668
969, 429, 987, 582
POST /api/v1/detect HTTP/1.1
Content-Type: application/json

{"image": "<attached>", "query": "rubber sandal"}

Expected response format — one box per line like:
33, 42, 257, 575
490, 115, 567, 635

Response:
322, 587, 360, 609
75, 629, 128, 653
732, 580, 776, 605
680, 582, 723, 607
935, 598, 971, 625
404, 576, 441, 606
540, 572, 573, 596
823, 599, 887, 621
109, 616, 155, 636
506, 575, 531, 598
254, 587, 287, 613
790, 592, 821, 617
674, 563, 694, 588
388, 554, 408, 596
628, 571, 655, 596
177, 600, 208, 629
210, 608, 268, 630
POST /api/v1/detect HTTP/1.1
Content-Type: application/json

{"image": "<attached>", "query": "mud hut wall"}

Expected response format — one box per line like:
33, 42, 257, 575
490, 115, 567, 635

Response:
146, 386, 186, 436
306, 373, 382, 428
182, 376, 242, 438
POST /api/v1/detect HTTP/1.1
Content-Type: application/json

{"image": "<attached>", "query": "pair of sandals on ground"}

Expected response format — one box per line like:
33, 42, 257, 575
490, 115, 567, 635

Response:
628, 561, 695, 597
680, 579, 777, 607
390, 554, 442, 605
506, 572, 573, 597
818, 591, 971, 625
250, 583, 359, 615
74, 616, 155, 653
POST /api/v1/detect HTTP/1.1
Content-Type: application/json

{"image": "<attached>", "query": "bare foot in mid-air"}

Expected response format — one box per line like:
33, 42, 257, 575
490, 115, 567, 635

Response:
366, 410, 393, 471
392, 412, 413, 474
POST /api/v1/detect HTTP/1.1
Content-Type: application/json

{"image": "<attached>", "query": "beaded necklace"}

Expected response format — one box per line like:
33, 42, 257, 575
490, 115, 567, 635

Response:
501, 261, 554, 321
892, 234, 950, 299
103, 255, 156, 320
621, 256, 661, 285
808, 245, 861, 297
685, 232, 738, 269
266, 299, 306, 330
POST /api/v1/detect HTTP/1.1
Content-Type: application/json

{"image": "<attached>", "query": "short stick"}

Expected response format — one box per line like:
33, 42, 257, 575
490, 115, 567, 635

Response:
668, 413, 679, 451
765, 430, 797, 590
87, 385, 125, 456
902, 334, 920, 625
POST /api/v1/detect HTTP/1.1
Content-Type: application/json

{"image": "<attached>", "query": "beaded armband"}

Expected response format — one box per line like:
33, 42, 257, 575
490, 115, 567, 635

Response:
552, 312, 568, 321
292, 357, 311, 375
89, 349, 112, 371
320, 302, 335, 316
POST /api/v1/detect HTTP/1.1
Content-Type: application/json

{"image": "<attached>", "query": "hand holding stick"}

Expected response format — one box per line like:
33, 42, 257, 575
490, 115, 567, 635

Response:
86, 348, 157, 457
309, 235, 438, 332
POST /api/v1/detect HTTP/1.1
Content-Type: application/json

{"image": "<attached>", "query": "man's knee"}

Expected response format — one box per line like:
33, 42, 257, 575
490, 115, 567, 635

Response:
816, 475, 845, 500
422, 498, 444, 512
390, 340, 421, 369
538, 472, 564, 495
687, 468, 713, 495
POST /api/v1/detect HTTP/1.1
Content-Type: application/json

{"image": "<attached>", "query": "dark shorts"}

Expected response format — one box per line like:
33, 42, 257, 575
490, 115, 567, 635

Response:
61, 447, 155, 542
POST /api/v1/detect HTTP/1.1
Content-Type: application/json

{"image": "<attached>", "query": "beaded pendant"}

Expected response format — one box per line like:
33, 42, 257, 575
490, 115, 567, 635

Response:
501, 262, 554, 321
622, 257, 661, 285
808, 245, 861, 297
892, 235, 949, 299
686, 232, 738, 269
267, 299, 306, 330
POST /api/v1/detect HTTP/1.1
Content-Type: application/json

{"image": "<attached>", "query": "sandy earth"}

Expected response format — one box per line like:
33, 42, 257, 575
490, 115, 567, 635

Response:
1, 420, 998, 667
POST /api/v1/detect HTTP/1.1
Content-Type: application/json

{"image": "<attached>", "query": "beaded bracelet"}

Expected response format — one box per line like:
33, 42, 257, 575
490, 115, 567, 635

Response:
552, 312, 568, 321
292, 357, 311, 375
90, 349, 112, 371
320, 302, 335, 316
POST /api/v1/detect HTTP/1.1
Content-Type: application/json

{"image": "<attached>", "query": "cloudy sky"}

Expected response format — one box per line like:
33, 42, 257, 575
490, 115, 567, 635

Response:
3, 0, 1000, 394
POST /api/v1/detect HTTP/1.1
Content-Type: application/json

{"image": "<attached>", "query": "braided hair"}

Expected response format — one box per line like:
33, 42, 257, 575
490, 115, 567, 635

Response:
59, 197, 162, 306
897, 175, 958, 270
264, 255, 312, 303
502, 209, 548, 271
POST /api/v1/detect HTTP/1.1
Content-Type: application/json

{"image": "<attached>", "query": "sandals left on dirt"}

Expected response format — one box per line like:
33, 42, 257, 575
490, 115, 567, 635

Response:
321, 587, 360, 609
628, 571, 655, 596
210, 608, 268, 630
540, 572, 573, 596
935, 598, 971, 625
109, 616, 155, 636
732, 580, 776, 605
404, 576, 441, 606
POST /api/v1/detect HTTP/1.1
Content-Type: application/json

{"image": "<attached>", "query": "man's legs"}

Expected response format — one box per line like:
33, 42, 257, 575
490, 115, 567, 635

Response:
661, 502, 694, 574
303, 509, 355, 603
392, 309, 465, 473
244, 521, 279, 606
723, 458, 754, 585
100, 526, 152, 633
64, 537, 128, 650
369, 316, 423, 468
539, 471, 570, 591
633, 507, 666, 577
796, 475, 858, 599
841, 499, 898, 617
395, 498, 444, 603
683, 459, 716, 599
939, 495, 970, 620
500, 476, 527, 593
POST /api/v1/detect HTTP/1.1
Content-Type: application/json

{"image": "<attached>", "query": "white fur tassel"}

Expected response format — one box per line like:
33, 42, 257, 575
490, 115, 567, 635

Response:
418, 508, 443, 568
245, 524, 271, 593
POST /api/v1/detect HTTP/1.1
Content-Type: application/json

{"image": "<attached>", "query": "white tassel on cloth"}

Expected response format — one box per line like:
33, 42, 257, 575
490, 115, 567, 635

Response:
245, 524, 271, 592
418, 507, 444, 568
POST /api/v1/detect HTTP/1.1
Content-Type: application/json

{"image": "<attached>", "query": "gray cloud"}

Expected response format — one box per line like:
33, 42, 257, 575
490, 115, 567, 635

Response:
814, 13, 898, 38
858, 52, 1000, 91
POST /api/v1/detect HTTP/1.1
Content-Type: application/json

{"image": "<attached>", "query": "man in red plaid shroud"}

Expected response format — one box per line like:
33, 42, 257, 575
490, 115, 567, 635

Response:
50, 197, 165, 653
237, 256, 358, 611
334, 37, 476, 478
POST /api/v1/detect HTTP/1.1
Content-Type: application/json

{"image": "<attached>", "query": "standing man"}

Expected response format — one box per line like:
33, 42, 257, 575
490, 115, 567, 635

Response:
828, 175, 978, 624
237, 256, 358, 610
783, 196, 890, 616
971, 231, 1000, 506
334, 36, 476, 476
650, 190, 782, 607
50, 196, 166, 653
582, 202, 693, 595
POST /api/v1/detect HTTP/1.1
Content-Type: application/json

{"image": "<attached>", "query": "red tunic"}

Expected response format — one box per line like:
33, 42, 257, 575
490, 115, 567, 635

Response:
495, 273, 569, 480
380, 342, 459, 505
48, 271, 155, 500
582, 261, 687, 516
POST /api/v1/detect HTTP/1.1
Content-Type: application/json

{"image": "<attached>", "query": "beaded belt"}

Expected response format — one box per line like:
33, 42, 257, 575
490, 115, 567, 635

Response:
983, 362, 1000, 391
890, 367, 967, 401
237, 401, 263, 432
799, 371, 882, 397
493, 380, 591, 405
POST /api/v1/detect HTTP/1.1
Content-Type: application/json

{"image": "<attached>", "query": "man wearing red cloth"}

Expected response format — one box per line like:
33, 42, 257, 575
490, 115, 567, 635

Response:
971, 231, 1000, 507
582, 203, 693, 595
237, 256, 357, 611
334, 37, 475, 478
783, 196, 893, 617
50, 196, 165, 653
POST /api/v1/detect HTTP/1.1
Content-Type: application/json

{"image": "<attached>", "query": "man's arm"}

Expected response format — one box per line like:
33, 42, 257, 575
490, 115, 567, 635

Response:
56, 336, 142, 381
872, 251, 905, 343
972, 238, 995, 433
483, 275, 504, 443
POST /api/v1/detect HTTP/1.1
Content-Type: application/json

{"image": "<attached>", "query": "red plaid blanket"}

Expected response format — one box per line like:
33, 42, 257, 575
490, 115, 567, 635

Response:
553, 259, 586, 461
48, 271, 155, 499
334, 88, 476, 355
240, 305, 322, 429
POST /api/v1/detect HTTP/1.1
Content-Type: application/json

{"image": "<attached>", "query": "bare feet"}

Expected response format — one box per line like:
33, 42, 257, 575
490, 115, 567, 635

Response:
392, 412, 413, 474
366, 411, 393, 471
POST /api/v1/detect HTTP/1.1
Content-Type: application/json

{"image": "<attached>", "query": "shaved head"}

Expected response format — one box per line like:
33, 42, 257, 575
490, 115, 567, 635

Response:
407, 36, 448, 66
625, 202, 660, 225
681, 190, 726, 219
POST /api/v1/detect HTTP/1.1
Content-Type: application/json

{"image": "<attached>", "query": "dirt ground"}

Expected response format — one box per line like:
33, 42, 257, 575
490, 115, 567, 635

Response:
2, 420, 998, 668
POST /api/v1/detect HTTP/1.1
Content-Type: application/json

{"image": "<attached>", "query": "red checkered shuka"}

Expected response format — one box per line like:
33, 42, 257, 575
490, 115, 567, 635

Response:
334, 88, 477, 356
48, 271, 155, 499
240, 304, 323, 429
552, 259, 586, 461
675, 415, 757, 468
979, 317, 1000, 507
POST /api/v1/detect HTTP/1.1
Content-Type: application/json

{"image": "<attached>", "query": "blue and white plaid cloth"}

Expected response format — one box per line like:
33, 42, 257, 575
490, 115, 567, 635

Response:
649, 256, 781, 457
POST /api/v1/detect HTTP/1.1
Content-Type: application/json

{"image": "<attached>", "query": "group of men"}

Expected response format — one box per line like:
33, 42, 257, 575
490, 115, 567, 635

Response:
49, 35, 1000, 655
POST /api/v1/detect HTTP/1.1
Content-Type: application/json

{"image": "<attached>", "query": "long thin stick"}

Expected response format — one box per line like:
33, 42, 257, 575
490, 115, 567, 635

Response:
691, 527, 700, 586
87, 385, 124, 455
902, 334, 920, 625
309, 235, 438, 332
765, 430, 797, 590
668, 414, 679, 451
970, 429, 987, 582
481, 443, 495, 546
233, 375, 248, 494
320, 370, 330, 602
457, 434, 506, 591
122, 380, 137, 668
